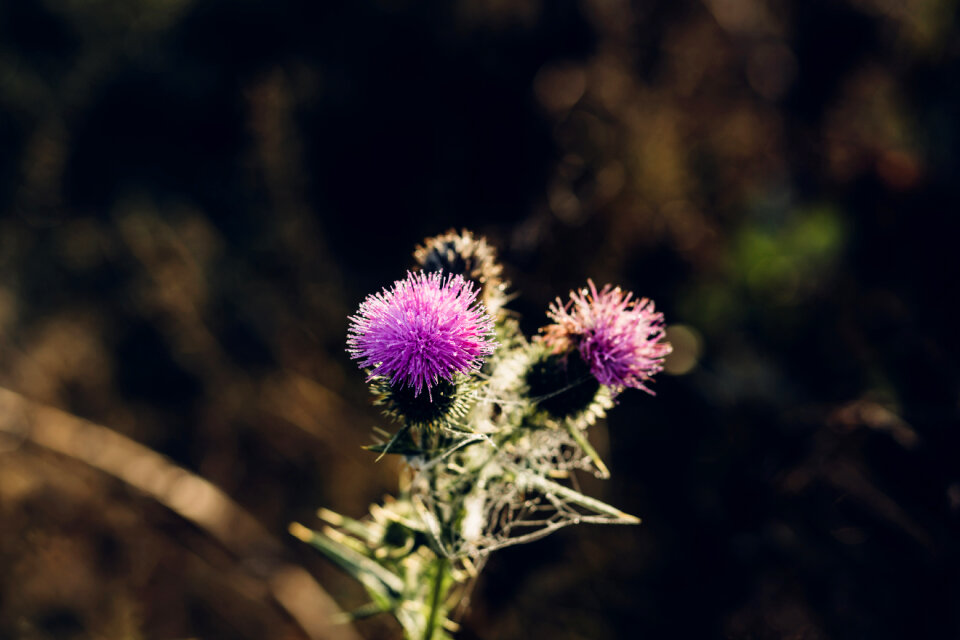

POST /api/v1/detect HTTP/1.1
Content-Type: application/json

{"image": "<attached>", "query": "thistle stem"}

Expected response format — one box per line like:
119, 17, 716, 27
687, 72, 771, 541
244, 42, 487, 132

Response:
424, 556, 448, 640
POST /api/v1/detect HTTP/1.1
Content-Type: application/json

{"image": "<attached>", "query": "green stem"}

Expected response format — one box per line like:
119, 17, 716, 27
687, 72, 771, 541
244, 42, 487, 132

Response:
424, 556, 448, 640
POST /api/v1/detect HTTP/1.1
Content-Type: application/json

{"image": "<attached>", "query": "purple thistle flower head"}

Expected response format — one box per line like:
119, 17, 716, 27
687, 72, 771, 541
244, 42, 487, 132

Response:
347, 271, 496, 398
542, 280, 672, 394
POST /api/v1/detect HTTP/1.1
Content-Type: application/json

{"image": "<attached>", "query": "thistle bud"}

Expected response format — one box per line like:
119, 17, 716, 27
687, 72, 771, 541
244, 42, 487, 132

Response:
414, 229, 508, 313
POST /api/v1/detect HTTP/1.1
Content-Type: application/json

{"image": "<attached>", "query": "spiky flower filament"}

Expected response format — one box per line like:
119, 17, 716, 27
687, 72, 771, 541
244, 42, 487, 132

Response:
542, 279, 672, 394
348, 271, 496, 398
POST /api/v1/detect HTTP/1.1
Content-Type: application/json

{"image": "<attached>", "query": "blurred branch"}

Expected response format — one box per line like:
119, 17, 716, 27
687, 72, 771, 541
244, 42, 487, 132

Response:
0, 386, 361, 640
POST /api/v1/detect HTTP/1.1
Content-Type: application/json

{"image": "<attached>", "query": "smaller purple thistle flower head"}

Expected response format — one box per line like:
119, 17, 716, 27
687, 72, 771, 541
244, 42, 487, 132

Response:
347, 271, 496, 399
541, 280, 672, 395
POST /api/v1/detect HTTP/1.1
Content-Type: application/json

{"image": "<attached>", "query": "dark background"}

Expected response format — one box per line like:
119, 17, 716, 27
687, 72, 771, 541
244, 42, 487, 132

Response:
1, 0, 959, 638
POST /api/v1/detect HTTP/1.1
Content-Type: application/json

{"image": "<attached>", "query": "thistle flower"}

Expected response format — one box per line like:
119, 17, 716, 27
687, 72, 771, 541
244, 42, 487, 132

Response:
348, 271, 496, 398
541, 280, 672, 394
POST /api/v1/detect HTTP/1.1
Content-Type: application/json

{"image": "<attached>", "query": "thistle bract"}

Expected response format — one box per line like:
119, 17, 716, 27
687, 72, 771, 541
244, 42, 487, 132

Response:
347, 271, 496, 398
371, 373, 476, 432
525, 349, 601, 419
542, 279, 672, 393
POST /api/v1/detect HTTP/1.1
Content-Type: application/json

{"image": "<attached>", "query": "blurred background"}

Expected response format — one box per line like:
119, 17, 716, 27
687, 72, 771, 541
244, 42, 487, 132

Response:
1, 0, 959, 638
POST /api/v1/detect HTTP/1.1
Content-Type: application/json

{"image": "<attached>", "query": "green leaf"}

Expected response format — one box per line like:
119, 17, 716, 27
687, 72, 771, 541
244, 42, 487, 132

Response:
289, 523, 405, 606
512, 470, 641, 523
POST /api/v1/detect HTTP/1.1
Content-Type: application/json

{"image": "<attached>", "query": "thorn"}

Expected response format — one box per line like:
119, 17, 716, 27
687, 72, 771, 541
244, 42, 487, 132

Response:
288, 522, 313, 542
317, 507, 344, 525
